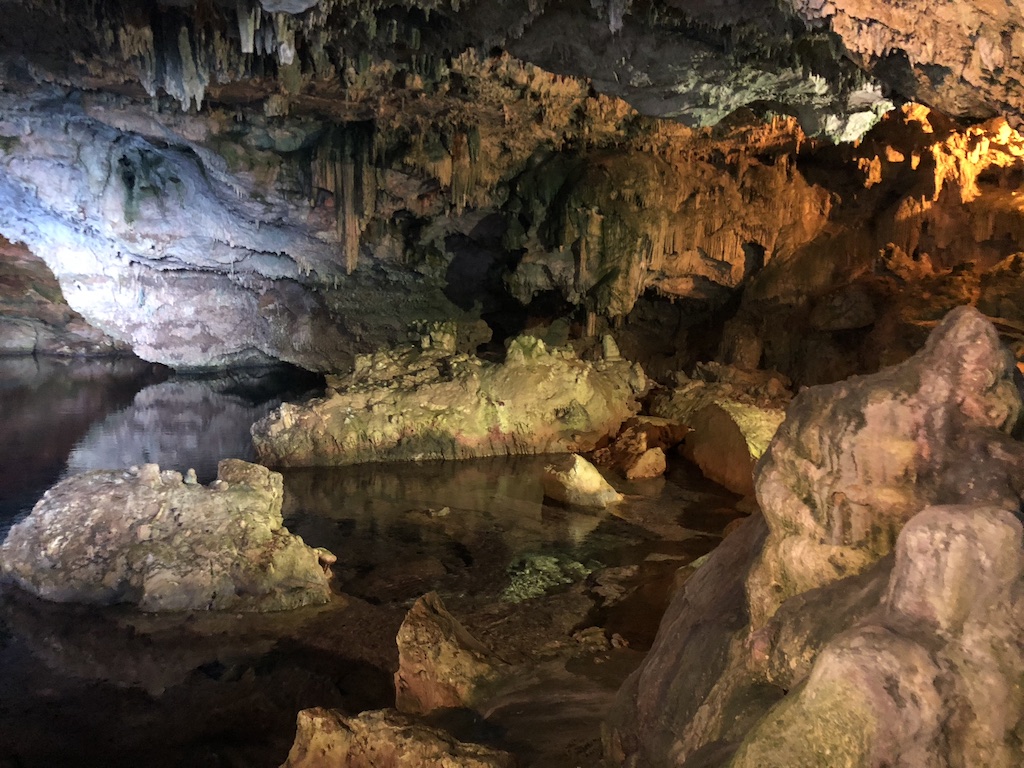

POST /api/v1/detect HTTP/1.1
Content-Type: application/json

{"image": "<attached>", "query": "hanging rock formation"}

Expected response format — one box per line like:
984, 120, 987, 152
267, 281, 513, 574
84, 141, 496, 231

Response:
0, 459, 334, 611
252, 331, 646, 466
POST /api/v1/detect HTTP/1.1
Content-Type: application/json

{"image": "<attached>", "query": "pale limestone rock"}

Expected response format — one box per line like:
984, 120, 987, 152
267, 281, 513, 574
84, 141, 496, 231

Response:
607, 309, 1024, 768
748, 305, 1024, 627
729, 505, 1024, 768
281, 708, 516, 768
253, 335, 646, 466
0, 459, 332, 612
395, 592, 507, 715
541, 454, 622, 509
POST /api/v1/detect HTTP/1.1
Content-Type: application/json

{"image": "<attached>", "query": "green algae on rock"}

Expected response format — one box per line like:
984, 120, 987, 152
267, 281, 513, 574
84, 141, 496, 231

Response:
252, 332, 646, 466
0, 459, 333, 612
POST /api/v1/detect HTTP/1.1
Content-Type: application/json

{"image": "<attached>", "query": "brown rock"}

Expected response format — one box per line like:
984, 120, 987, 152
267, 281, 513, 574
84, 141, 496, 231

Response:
281, 708, 516, 768
682, 402, 784, 496
592, 416, 688, 479
395, 592, 507, 715
624, 447, 666, 480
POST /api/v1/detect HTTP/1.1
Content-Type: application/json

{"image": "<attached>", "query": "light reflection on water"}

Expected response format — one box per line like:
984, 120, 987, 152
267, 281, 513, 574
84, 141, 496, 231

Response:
0, 357, 316, 534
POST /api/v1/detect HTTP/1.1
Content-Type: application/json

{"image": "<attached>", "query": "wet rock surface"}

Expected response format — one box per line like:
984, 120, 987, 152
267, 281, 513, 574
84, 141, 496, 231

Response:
395, 592, 508, 716
541, 454, 623, 509
0, 459, 333, 612
253, 334, 646, 466
607, 307, 1024, 767
282, 707, 517, 768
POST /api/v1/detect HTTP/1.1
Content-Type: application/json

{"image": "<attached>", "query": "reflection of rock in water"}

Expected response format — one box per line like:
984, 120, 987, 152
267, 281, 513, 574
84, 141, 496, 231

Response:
65, 374, 309, 482
0, 356, 164, 529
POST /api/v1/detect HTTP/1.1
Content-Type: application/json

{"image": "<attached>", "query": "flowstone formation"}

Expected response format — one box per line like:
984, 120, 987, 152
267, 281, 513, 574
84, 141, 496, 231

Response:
0, 459, 333, 612
606, 306, 1024, 767
252, 329, 646, 466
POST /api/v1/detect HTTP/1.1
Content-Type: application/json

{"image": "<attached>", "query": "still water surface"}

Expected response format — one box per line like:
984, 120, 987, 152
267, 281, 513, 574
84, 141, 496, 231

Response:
0, 356, 742, 766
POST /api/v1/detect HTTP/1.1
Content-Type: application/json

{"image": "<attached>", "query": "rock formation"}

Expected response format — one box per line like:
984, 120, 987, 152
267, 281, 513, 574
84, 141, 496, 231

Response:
252, 332, 646, 465
606, 306, 1024, 767
394, 591, 507, 716
541, 454, 623, 509
281, 707, 516, 768
648, 364, 789, 495
591, 416, 689, 480
0, 459, 333, 611
750, 305, 1023, 627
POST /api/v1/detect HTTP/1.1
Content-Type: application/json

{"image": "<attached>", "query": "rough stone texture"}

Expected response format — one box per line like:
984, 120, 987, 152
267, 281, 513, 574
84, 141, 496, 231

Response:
791, 0, 1024, 126
591, 416, 689, 479
0, 459, 333, 612
252, 334, 646, 466
730, 505, 1024, 768
607, 309, 1024, 768
281, 707, 516, 768
395, 592, 507, 716
749, 305, 1024, 627
604, 513, 771, 767
541, 454, 623, 509
0, 237, 127, 356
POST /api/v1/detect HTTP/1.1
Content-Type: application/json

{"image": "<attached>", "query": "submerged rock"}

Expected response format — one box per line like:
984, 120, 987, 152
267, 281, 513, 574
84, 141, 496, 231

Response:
541, 454, 623, 509
282, 708, 516, 768
0, 459, 332, 612
395, 592, 507, 716
252, 334, 646, 466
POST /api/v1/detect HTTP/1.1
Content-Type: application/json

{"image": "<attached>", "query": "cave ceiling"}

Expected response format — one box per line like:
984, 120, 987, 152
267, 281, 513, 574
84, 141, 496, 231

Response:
0, 0, 1021, 370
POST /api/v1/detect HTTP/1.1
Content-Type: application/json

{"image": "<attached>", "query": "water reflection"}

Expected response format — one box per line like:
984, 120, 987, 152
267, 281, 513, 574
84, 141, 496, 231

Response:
0, 356, 166, 529
0, 359, 321, 533
282, 458, 737, 605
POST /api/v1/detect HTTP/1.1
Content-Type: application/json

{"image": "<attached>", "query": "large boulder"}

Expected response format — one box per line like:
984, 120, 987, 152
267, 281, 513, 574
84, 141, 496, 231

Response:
730, 505, 1024, 768
648, 365, 788, 494
281, 708, 516, 768
591, 416, 689, 480
395, 592, 507, 716
0, 459, 333, 612
253, 333, 646, 466
749, 305, 1024, 627
606, 307, 1024, 767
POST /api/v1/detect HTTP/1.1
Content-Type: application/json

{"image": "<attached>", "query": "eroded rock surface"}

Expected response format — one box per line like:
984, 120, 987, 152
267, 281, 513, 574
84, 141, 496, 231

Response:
252, 334, 646, 466
395, 592, 508, 716
591, 416, 689, 480
607, 307, 1024, 767
282, 707, 516, 768
750, 305, 1024, 627
0, 459, 333, 612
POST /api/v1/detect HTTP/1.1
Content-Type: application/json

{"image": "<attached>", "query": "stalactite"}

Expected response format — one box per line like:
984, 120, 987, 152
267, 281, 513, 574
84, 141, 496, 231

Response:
311, 123, 378, 275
